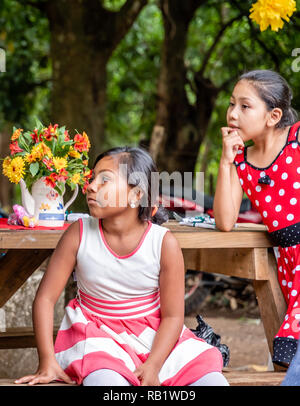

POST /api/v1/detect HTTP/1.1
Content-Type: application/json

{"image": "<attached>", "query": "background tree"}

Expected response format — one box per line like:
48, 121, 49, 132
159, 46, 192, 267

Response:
1, 0, 300, 212
150, 0, 300, 183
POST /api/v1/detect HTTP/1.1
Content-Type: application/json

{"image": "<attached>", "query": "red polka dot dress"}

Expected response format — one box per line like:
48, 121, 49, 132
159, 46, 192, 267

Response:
234, 121, 300, 366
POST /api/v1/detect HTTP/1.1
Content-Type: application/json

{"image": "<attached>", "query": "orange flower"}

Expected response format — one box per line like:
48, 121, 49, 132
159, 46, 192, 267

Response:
11, 128, 23, 141
74, 132, 90, 152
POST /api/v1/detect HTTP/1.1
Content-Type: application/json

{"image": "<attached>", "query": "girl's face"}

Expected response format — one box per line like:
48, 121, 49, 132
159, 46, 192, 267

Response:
86, 155, 136, 218
226, 80, 271, 142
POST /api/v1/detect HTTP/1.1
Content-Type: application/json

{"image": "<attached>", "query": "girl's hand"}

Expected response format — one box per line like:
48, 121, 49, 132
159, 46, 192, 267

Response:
14, 359, 75, 386
134, 362, 161, 386
221, 127, 244, 165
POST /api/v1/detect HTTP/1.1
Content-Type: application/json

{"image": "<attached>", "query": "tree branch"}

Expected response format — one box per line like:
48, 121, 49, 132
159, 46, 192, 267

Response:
113, 0, 148, 48
230, 0, 281, 70
198, 12, 244, 77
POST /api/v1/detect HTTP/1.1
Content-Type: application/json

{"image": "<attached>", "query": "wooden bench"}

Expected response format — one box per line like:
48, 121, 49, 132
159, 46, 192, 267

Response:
0, 327, 59, 349
0, 371, 285, 386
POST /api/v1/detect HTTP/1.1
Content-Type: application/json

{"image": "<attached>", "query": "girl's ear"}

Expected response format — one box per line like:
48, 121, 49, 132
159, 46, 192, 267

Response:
267, 108, 282, 128
128, 186, 144, 206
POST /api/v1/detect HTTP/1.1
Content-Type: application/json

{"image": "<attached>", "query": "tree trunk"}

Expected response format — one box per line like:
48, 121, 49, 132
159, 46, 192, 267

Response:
153, 0, 219, 176
44, 0, 147, 211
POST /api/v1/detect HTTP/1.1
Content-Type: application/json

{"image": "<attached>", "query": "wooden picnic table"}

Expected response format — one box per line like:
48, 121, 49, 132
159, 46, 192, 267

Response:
0, 219, 287, 370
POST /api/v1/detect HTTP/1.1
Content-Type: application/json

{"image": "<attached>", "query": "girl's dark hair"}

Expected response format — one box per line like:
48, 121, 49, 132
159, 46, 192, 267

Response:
238, 69, 298, 128
93, 146, 169, 225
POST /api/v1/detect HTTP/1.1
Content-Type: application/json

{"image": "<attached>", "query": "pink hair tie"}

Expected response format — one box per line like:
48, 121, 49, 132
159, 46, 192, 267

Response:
151, 205, 158, 217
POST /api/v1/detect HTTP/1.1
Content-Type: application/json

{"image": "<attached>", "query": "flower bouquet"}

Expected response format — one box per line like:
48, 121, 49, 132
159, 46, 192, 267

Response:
2, 120, 92, 195
1, 120, 92, 227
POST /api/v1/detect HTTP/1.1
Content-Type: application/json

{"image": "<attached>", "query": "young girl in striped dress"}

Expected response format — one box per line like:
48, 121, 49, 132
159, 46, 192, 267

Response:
15, 146, 227, 386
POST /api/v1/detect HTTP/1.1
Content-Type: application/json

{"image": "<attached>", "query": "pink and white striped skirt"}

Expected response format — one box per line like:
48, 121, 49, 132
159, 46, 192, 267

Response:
54, 290, 223, 386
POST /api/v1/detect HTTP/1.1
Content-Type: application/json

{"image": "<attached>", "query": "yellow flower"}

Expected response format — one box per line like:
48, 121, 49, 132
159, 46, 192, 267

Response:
3, 156, 25, 183
250, 0, 297, 31
30, 144, 44, 161
68, 148, 81, 159
25, 153, 35, 164
11, 128, 23, 141
52, 157, 68, 172
2, 156, 12, 177
82, 132, 91, 150
70, 173, 81, 184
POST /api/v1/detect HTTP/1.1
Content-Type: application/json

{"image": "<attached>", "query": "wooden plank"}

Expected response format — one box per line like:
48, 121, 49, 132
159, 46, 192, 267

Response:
0, 220, 273, 250
183, 248, 269, 280
0, 327, 59, 349
0, 249, 53, 307
223, 370, 285, 386
0, 230, 62, 249
0, 379, 74, 386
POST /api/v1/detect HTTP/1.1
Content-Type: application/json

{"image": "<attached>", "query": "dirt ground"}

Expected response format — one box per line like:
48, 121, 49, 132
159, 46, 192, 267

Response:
185, 310, 270, 372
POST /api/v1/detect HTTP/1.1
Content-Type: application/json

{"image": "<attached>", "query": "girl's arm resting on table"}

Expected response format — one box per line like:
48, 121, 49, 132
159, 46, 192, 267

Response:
213, 127, 244, 232
15, 220, 80, 385
134, 231, 185, 386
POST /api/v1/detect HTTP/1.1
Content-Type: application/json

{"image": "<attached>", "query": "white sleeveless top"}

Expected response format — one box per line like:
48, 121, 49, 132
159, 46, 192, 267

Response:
75, 216, 170, 303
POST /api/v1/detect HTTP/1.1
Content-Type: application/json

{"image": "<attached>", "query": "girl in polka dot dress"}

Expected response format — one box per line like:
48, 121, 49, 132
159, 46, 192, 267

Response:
213, 69, 300, 367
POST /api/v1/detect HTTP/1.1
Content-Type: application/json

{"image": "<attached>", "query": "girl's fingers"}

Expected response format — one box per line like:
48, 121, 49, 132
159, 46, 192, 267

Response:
59, 371, 76, 384
15, 375, 36, 384
28, 376, 53, 385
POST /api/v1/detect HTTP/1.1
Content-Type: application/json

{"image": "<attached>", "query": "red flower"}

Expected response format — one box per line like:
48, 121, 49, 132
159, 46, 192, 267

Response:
43, 124, 58, 141
64, 130, 70, 141
57, 168, 68, 182
9, 141, 23, 155
43, 173, 58, 188
30, 129, 41, 143
82, 180, 89, 194
42, 158, 54, 171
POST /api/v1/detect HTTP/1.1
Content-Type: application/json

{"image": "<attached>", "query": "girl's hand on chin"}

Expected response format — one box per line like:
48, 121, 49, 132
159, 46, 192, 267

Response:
221, 127, 244, 165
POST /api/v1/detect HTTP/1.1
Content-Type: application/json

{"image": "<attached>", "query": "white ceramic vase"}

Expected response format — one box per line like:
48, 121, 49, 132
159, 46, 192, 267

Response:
19, 177, 78, 227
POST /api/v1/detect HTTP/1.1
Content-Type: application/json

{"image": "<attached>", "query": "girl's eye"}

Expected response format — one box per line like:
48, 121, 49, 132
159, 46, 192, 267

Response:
101, 176, 110, 183
229, 102, 234, 107
242, 104, 249, 109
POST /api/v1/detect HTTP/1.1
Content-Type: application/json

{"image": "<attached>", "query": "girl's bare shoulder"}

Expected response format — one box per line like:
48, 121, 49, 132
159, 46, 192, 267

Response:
57, 220, 81, 255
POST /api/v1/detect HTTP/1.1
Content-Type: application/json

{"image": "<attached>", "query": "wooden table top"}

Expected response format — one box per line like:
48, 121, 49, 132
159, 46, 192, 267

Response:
0, 220, 273, 249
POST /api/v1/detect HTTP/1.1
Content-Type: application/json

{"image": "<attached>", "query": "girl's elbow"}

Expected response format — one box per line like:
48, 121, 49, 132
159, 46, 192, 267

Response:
215, 219, 235, 232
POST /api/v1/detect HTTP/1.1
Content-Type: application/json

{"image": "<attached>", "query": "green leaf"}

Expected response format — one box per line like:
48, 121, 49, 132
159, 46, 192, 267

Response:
34, 118, 44, 131
17, 134, 30, 152
29, 162, 39, 176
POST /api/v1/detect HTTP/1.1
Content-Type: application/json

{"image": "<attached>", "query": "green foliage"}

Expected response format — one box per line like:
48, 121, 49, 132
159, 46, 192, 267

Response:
106, 1, 163, 148
0, 0, 50, 129
1, 0, 300, 198
187, 0, 300, 193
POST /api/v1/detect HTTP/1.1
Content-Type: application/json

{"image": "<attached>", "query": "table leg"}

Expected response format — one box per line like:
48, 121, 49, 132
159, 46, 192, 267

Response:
0, 249, 53, 307
253, 249, 287, 371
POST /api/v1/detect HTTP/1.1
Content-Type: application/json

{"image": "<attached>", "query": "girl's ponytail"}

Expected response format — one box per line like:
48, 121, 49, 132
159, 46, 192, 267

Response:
282, 107, 299, 128
151, 205, 169, 225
